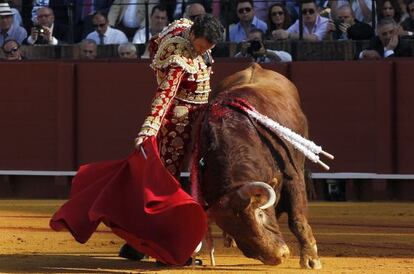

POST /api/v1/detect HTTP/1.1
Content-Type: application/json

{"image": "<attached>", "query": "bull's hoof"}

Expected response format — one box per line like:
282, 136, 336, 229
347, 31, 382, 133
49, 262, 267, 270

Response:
300, 256, 322, 270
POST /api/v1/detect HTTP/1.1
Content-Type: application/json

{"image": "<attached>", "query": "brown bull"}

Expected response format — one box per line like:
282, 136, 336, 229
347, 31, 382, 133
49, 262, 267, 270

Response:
199, 63, 321, 269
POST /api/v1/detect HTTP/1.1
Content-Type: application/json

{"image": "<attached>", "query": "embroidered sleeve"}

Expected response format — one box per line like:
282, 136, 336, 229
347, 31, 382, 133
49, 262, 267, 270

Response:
138, 66, 185, 137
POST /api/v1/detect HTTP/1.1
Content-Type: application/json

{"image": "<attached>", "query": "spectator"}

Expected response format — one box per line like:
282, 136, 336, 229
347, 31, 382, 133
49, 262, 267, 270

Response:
79, 38, 97, 59
229, 0, 267, 43
397, 0, 409, 22
253, 0, 281, 22
327, 4, 374, 40
31, 0, 114, 43
0, 2, 27, 46
235, 28, 292, 62
400, 0, 414, 34
118, 42, 138, 58
377, 0, 403, 23
323, 0, 349, 19
273, 0, 328, 41
266, 3, 291, 40
350, 0, 373, 24
132, 5, 168, 44
25, 7, 68, 45
184, 3, 206, 21
108, 0, 156, 39
1, 38, 24, 60
86, 11, 128, 45
359, 18, 412, 59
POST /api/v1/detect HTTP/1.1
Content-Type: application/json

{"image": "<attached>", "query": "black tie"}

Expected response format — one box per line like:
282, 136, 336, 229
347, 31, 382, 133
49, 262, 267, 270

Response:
99, 34, 104, 45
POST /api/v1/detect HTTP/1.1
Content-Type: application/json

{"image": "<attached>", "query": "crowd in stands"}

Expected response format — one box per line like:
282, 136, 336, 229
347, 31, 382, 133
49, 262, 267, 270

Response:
1, 0, 413, 61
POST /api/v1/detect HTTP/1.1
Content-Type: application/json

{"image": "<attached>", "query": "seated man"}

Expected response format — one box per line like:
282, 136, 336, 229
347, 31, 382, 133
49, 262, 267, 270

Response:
25, 7, 69, 45
118, 42, 138, 59
1, 39, 24, 60
184, 3, 206, 21
273, 0, 328, 41
229, 0, 267, 43
0, 2, 27, 46
79, 39, 97, 60
235, 28, 292, 62
359, 18, 413, 59
327, 4, 374, 40
108, 0, 156, 39
132, 5, 168, 44
86, 11, 128, 45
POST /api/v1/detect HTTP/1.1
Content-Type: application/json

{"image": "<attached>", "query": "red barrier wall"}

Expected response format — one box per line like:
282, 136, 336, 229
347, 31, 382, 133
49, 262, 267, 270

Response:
76, 62, 156, 165
395, 60, 414, 173
290, 61, 395, 173
0, 62, 74, 170
0, 59, 413, 199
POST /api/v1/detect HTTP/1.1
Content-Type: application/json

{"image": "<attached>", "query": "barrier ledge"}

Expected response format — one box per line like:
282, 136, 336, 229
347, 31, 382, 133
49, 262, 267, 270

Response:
1, 171, 414, 180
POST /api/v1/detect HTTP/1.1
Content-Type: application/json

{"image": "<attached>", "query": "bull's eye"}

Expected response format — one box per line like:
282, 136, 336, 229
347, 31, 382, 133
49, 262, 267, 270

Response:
255, 209, 266, 223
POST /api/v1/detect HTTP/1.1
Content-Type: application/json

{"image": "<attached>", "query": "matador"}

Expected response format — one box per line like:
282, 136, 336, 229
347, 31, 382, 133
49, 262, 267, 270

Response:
135, 15, 224, 178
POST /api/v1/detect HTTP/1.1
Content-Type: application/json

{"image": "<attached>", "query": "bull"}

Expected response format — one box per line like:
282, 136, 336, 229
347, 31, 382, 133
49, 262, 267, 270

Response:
198, 63, 323, 269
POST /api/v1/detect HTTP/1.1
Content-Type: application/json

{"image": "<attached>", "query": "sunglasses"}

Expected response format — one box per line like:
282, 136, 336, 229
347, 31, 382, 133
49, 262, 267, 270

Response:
272, 11, 284, 16
238, 7, 252, 14
189, 14, 202, 21
93, 23, 106, 28
302, 9, 315, 15
4, 47, 19, 55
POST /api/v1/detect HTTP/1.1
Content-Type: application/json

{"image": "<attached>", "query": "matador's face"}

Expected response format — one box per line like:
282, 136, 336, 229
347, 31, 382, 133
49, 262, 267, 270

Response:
190, 32, 215, 55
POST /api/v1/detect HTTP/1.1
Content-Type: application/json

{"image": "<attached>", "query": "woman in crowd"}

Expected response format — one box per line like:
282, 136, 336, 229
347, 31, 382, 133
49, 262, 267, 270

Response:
400, 0, 414, 34
266, 3, 291, 40
377, 0, 403, 23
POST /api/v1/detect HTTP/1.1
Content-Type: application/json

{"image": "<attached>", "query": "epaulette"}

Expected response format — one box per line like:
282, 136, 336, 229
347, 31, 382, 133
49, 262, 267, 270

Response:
150, 18, 199, 74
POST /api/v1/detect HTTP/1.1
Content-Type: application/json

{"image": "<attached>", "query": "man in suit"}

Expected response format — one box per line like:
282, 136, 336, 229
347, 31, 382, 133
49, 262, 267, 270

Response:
359, 18, 413, 59
25, 6, 68, 45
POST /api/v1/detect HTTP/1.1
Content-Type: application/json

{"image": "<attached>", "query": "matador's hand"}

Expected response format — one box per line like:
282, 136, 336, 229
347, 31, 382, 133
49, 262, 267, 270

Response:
134, 136, 148, 149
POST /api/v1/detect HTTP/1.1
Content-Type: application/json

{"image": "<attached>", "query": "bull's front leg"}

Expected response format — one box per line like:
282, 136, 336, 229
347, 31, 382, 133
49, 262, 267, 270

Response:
284, 176, 322, 270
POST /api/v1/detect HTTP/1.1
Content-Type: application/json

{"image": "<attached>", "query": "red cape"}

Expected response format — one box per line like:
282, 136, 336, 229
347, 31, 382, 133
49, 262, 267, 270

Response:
50, 137, 207, 265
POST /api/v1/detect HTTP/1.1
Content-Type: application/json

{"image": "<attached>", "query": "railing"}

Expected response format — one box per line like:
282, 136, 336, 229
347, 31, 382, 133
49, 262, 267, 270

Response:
3, 39, 412, 61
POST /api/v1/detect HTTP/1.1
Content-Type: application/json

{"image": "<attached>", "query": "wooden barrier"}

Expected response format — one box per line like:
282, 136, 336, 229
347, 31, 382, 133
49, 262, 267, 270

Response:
0, 59, 413, 199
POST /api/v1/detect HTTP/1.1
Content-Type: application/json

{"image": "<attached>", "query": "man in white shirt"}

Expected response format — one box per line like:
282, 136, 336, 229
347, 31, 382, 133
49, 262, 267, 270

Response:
86, 11, 128, 45
235, 28, 292, 62
26, 7, 68, 45
272, 0, 328, 41
132, 5, 168, 44
108, 0, 156, 39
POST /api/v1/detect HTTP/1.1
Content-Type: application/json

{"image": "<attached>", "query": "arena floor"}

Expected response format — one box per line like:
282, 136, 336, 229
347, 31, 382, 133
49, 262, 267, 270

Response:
0, 200, 413, 274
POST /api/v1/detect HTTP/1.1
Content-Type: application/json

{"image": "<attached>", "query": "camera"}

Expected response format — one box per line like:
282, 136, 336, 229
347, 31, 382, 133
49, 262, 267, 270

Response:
333, 18, 344, 31
247, 40, 262, 55
35, 25, 45, 34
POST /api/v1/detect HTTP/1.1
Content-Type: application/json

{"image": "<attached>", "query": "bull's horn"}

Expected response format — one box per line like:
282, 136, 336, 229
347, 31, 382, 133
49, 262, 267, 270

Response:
236, 181, 277, 210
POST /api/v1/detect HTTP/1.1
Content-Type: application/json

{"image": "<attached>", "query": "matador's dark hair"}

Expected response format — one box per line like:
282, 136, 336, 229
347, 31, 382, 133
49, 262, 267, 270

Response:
190, 14, 224, 44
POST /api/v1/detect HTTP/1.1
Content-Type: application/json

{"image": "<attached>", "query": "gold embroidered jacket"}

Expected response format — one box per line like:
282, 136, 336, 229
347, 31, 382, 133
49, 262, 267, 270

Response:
138, 19, 212, 137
